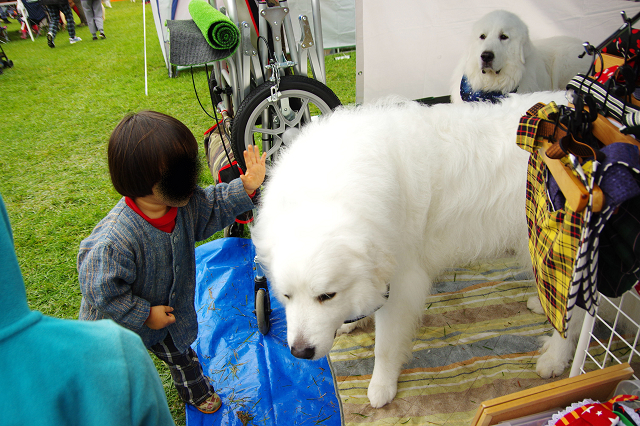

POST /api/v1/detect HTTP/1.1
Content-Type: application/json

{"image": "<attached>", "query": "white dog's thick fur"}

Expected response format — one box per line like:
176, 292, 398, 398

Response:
450, 10, 590, 103
251, 92, 584, 408
529, 292, 640, 378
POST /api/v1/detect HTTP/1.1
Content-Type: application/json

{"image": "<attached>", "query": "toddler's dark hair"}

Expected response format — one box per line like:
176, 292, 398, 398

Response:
108, 111, 198, 198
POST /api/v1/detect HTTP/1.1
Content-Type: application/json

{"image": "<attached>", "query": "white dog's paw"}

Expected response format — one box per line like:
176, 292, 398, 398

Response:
535, 333, 572, 378
336, 322, 358, 336
336, 316, 373, 336
536, 348, 569, 378
537, 334, 552, 354
367, 377, 398, 408
527, 296, 544, 315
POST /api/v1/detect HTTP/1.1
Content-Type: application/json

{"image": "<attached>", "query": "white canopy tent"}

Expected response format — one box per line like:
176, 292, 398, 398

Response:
146, 0, 640, 103
356, 0, 640, 103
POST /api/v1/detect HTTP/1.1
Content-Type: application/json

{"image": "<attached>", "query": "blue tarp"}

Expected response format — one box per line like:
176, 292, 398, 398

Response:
186, 237, 343, 426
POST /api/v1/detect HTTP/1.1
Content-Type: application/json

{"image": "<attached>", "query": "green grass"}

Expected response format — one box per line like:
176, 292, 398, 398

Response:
0, 3, 355, 423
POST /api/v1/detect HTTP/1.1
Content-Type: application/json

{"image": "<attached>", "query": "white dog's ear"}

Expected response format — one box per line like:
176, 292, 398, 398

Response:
518, 24, 532, 64
520, 39, 532, 64
366, 239, 396, 285
329, 235, 396, 285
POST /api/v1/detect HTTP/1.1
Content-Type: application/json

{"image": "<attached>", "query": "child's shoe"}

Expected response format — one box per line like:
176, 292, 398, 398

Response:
69, 36, 82, 44
195, 392, 222, 414
92, 34, 97, 40
99, 31, 106, 39
46, 32, 54, 47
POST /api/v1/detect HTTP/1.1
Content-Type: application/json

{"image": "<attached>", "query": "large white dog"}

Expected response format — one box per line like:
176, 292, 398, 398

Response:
450, 10, 590, 103
251, 92, 573, 408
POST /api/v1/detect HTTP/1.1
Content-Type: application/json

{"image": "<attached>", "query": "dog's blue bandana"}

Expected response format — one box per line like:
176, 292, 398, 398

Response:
460, 75, 516, 103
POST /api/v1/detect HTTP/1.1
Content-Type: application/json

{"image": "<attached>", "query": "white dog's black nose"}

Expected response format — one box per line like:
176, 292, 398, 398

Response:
291, 345, 315, 359
481, 51, 494, 64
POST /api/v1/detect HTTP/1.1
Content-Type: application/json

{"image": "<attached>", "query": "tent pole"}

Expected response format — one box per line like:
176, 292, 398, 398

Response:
144, 0, 148, 95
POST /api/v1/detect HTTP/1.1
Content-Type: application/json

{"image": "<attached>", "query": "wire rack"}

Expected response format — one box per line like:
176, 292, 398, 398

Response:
571, 285, 640, 378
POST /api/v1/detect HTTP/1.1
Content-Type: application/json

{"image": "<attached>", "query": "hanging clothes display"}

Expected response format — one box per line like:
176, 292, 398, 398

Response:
516, 101, 593, 336
516, 99, 640, 335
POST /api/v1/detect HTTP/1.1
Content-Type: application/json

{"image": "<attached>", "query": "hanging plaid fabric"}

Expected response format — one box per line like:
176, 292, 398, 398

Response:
517, 101, 640, 336
516, 102, 596, 336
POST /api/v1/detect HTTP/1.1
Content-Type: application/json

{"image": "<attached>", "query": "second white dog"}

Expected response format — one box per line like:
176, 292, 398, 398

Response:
251, 91, 574, 408
450, 10, 590, 103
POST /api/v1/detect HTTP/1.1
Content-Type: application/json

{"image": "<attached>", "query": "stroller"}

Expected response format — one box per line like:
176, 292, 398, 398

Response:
0, 42, 13, 74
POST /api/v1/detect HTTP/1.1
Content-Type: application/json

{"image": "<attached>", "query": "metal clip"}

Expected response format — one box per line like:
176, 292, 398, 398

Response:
269, 83, 280, 102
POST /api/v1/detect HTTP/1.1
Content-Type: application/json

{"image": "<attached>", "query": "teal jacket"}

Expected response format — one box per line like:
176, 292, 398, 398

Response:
0, 195, 175, 426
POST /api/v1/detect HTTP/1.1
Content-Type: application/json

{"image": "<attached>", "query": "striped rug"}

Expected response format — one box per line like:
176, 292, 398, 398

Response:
329, 257, 569, 425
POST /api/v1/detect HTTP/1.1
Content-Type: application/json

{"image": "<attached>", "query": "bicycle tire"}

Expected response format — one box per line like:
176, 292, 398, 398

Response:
230, 75, 341, 171
255, 288, 270, 335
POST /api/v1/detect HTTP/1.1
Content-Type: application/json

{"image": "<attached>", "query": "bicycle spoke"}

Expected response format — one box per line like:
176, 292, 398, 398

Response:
250, 124, 283, 136
264, 136, 284, 157
283, 98, 312, 128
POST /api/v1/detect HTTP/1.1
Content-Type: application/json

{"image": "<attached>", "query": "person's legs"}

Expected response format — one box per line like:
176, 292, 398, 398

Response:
60, 4, 76, 38
150, 334, 218, 409
80, 0, 96, 35
46, 5, 60, 37
90, 0, 103, 36
72, 4, 87, 25
46, 5, 60, 47
69, 0, 87, 25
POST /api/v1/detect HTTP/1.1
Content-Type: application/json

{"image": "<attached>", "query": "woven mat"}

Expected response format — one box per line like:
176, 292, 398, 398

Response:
329, 257, 569, 425
166, 20, 237, 66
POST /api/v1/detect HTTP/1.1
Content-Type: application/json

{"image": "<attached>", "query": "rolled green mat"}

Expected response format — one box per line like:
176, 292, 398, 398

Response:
188, 0, 240, 51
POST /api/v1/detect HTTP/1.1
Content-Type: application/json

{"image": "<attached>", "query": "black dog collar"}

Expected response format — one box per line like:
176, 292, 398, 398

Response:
343, 283, 390, 324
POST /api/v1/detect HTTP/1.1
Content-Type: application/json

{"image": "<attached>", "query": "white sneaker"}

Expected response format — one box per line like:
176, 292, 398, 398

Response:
69, 36, 82, 44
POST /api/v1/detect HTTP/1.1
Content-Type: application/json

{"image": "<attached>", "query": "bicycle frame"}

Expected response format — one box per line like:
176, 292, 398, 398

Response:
211, 0, 326, 117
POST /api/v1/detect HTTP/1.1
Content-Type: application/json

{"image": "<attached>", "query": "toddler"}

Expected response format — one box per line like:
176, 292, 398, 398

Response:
78, 110, 266, 414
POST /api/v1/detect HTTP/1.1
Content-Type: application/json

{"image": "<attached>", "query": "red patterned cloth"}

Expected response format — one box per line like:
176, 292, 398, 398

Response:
554, 395, 638, 426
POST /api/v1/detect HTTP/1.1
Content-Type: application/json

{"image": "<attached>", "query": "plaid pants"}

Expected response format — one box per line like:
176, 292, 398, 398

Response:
46, 4, 75, 38
150, 334, 215, 406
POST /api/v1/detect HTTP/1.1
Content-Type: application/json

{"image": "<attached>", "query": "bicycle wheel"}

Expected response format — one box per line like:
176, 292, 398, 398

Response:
255, 288, 270, 335
231, 75, 341, 171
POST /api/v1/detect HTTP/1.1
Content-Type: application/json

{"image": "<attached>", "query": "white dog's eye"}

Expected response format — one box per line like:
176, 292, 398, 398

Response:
318, 293, 336, 303
479, 34, 486, 40
499, 33, 509, 41
283, 294, 290, 299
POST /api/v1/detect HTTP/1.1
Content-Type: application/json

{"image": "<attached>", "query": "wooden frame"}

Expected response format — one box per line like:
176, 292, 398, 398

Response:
471, 363, 634, 426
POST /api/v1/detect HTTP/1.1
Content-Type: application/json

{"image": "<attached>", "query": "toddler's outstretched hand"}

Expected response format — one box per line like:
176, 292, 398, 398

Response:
241, 145, 267, 195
